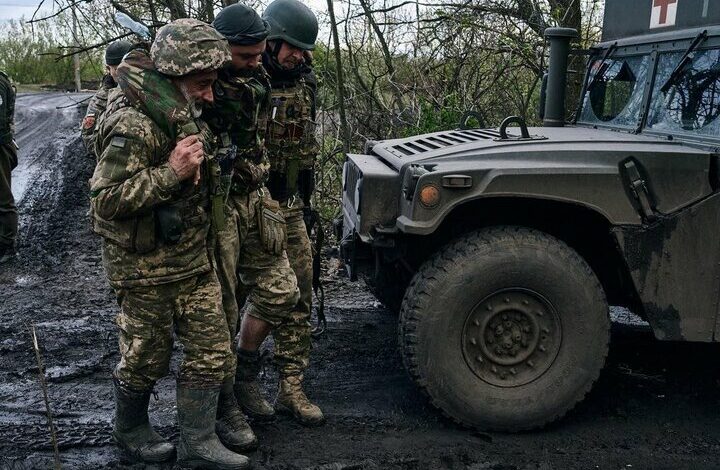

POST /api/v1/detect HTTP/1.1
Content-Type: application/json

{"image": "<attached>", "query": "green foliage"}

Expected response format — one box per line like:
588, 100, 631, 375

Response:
0, 19, 103, 86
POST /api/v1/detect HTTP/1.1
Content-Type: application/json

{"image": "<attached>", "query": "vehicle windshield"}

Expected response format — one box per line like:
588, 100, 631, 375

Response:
646, 48, 720, 137
578, 54, 651, 128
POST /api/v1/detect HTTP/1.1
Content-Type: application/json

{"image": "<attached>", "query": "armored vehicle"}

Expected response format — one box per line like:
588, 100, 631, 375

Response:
339, 0, 720, 431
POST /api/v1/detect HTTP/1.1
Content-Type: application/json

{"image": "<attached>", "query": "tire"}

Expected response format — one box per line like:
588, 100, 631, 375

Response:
399, 226, 610, 431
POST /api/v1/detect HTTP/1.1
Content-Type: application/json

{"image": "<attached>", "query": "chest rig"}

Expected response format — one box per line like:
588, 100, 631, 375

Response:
266, 76, 319, 188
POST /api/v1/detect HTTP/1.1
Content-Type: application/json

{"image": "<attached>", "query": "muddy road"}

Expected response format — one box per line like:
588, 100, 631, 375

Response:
2, 93, 720, 469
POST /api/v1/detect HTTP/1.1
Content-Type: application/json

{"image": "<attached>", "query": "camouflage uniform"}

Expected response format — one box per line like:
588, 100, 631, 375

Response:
264, 71, 319, 376
0, 70, 16, 257
81, 75, 115, 157
90, 49, 234, 390
205, 66, 299, 343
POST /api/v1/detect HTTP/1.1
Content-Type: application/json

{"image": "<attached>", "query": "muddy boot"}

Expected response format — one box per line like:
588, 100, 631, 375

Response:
112, 379, 176, 463
234, 349, 274, 421
176, 383, 251, 470
275, 374, 325, 427
217, 378, 258, 453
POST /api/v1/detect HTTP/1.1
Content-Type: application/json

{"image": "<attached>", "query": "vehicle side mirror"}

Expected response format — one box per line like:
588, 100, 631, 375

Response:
538, 73, 548, 121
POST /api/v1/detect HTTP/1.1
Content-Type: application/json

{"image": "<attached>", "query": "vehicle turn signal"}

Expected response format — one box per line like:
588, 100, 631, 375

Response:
419, 184, 440, 208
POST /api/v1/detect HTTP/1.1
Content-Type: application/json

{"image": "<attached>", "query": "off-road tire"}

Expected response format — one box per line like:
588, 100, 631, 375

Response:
399, 226, 610, 431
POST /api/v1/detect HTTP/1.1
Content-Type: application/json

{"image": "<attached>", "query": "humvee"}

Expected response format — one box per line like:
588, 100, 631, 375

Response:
338, 0, 720, 431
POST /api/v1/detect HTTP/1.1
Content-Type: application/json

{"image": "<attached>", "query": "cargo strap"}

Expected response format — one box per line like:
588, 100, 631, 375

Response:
306, 208, 326, 337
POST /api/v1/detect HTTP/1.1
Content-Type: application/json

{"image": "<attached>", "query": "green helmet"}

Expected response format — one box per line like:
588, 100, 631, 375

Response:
105, 40, 133, 66
262, 0, 318, 51
150, 18, 231, 76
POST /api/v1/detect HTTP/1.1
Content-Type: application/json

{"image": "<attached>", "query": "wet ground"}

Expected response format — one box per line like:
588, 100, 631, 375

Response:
2, 93, 720, 469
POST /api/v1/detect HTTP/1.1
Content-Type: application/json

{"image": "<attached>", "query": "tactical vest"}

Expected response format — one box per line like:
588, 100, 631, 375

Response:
265, 76, 319, 198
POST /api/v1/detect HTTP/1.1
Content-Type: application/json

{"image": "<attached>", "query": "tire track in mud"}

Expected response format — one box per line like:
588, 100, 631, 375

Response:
2, 93, 720, 469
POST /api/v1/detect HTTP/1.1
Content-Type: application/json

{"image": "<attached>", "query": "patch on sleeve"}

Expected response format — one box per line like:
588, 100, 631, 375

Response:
110, 136, 127, 148
82, 114, 96, 130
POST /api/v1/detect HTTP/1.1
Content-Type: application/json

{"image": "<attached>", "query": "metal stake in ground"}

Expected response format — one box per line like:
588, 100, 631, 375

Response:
31, 323, 61, 469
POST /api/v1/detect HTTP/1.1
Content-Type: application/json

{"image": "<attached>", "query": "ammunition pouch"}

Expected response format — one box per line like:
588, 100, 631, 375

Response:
156, 203, 183, 245
256, 193, 287, 255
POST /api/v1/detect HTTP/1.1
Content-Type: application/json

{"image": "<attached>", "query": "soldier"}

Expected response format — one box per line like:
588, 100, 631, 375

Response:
81, 40, 132, 157
260, 0, 324, 426
0, 68, 15, 264
206, 4, 304, 432
90, 19, 249, 469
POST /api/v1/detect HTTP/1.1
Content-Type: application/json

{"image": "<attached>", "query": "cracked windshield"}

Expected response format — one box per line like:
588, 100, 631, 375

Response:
647, 48, 720, 136
579, 54, 650, 128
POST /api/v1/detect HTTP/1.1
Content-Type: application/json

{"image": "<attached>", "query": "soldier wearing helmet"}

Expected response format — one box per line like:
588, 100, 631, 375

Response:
205, 2, 301, 453
81, 39, 132, 157
90, 19, 250, 469
250, 0, 325, 427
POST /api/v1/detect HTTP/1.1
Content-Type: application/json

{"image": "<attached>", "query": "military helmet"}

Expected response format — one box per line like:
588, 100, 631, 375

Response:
151, 18, 231, 76
262, 0, 318, 51
213, 4, 269, 45
105, 40, 133, 66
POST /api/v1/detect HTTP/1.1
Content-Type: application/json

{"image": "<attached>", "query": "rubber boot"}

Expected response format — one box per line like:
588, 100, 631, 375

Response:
112, 378, 176, 463
217, 378, 258, 453
234, 349, 274, 421
275, 374, 325, 427
176, 383, 251, 470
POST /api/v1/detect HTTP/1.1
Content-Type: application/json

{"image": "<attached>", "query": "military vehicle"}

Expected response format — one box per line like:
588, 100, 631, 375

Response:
338, 0, 720, 431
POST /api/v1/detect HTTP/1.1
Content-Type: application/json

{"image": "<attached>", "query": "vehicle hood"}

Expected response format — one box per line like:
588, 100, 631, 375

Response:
368, 126, 703, 171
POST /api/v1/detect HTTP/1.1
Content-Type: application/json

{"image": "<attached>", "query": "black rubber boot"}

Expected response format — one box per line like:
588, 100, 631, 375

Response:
112, 378, 176, 463
234, 349, 274, 421
176, 383, 251, 470
217, 378, 258, 453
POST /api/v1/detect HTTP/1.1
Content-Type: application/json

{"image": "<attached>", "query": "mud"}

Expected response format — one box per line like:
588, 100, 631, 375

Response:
2, 93, 720, 469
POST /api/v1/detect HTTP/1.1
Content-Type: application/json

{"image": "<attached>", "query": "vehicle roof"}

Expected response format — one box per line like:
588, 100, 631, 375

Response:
602, 0, 719, 42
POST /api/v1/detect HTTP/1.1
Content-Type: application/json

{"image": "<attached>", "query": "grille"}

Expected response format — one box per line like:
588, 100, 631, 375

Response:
389, 129, 501, 157
344, 160, 362, 209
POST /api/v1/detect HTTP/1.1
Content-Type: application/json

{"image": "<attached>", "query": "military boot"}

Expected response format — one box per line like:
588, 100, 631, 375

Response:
112, 378, 176, 463
234, 349, 274, 421
217, 378, 258, 453
176, 383, 251, 470
275, 374, 325, 427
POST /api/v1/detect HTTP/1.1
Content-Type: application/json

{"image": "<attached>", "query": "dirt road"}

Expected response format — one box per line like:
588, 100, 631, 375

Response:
2, 93, 720, 469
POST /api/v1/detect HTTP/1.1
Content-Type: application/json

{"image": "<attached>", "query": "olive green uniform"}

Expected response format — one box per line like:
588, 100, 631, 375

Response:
91, 60, 234, 391
205, 67, 299, 343
0, 71, 16, 252
81, 75, 115, 157
264, 73, 319, 376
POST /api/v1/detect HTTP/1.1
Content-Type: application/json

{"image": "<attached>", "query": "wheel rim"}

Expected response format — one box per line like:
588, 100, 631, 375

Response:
461, 288, 562, 387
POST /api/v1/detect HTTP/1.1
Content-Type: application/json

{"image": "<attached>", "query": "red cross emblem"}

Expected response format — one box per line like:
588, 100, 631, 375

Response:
654, 0, 678, 25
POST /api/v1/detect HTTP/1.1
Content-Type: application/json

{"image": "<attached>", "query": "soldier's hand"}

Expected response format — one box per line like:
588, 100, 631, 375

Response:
169, 135, 205, 183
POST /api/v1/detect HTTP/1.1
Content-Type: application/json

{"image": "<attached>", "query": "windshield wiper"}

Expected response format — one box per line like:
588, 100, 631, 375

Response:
585, 42, 618, 91
659, 30, 708, 93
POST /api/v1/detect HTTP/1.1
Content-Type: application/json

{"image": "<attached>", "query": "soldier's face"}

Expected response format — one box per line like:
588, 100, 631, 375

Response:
174, 70, 218, 115
275, 41, 305, 69
107, 65, 119, 81
230, 41, 266, 71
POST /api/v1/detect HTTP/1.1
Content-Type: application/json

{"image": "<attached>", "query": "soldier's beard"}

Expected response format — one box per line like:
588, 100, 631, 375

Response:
178, 82, 204, 119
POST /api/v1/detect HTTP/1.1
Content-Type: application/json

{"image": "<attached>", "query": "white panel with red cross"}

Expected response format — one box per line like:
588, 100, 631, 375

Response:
650, 0, 679, 29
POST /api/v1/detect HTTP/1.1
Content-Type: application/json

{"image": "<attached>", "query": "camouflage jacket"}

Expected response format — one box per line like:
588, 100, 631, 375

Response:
205, 66, 272, 192
82, 75, 116, 158
0, 70, 15, 142
90, 51, 217, 289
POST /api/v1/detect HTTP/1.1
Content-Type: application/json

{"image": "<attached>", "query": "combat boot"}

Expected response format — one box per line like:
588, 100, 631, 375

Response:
112, 378, 176, 463
217, 378, 258, 453
275, 374, 325, 427
176, 382, 251, 470
234, 349, 274, 421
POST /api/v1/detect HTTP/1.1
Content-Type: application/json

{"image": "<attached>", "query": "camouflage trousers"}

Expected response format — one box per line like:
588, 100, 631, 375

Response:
113, 270, 235, 390
0, 141, 17, 249
235, 197, 313, 376
214, 188, 299, 344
